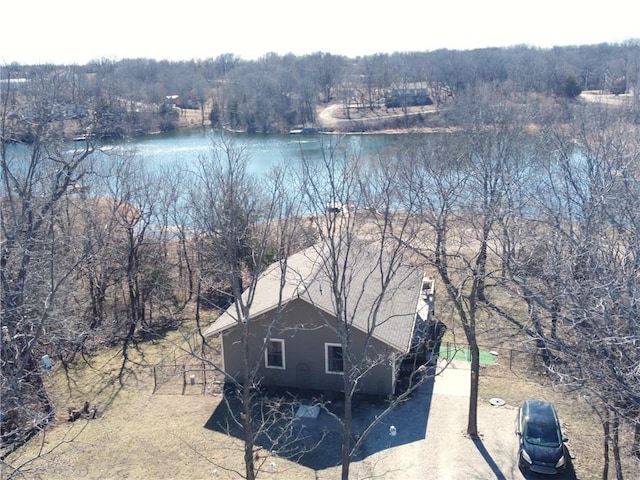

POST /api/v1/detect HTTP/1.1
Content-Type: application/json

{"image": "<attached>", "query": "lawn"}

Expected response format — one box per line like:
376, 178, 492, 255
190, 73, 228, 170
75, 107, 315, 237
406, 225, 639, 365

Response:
3, 317, 637, 479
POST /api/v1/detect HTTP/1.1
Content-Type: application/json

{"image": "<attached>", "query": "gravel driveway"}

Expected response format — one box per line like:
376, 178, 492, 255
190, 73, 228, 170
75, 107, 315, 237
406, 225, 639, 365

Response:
353, 360, 527, 480
207, 359, 577, 479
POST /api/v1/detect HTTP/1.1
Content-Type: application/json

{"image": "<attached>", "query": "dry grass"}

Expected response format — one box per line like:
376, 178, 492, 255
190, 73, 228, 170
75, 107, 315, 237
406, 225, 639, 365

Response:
2, 323, 321, 480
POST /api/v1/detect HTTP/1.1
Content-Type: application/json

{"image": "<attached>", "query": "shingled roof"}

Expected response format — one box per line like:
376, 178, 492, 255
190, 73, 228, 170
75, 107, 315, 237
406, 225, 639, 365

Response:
203, 241, 425, 352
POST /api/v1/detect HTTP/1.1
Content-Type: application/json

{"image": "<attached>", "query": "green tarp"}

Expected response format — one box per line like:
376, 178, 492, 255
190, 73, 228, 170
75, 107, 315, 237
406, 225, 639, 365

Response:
439, 346, 497, 365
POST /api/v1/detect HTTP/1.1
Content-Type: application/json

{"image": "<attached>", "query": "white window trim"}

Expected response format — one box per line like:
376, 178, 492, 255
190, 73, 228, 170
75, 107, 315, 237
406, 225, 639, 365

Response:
264, 338, 286, 370
324, 342, 344, 375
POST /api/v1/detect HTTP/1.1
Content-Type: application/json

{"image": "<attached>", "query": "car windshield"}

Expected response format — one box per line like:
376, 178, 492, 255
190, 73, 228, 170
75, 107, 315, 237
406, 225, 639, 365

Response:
524, 422, 561, 447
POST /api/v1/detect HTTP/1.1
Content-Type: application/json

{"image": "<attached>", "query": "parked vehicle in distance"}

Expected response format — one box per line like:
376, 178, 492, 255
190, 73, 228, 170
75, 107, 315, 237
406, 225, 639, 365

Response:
516, 400, 568, 475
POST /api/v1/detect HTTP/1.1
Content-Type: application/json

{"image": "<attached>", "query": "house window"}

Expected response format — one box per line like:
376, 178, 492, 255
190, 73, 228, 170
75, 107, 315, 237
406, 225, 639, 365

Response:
265, 339, 285, 369
325, 343, 343, 374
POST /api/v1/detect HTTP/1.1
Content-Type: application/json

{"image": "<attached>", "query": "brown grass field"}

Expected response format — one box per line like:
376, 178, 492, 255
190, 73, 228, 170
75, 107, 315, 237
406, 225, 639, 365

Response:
3, 305, 637, 479
2, 241, 638, 479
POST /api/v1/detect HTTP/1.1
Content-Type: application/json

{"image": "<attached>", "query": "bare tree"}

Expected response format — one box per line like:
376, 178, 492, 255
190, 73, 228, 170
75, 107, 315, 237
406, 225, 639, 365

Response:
394, 134, 486, 437
188, 135, 314, 479
296, 137, 437, 479
500, 103, 640, 478
1, 71, 97, 452
91, 153, 177, 381
392, 87, 538, 437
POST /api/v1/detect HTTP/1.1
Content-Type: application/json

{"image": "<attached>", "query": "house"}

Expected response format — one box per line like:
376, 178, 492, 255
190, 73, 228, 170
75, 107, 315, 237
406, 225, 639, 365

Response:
203, 241, 435, 397
384, 82, 433, 108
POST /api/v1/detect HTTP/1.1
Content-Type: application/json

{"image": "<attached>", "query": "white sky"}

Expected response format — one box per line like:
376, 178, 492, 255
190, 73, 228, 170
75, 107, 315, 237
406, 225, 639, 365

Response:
1, 0, 639, 65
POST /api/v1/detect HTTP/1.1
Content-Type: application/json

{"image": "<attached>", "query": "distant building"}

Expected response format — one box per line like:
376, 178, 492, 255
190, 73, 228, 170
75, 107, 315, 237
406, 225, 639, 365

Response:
385, 82, 433, 108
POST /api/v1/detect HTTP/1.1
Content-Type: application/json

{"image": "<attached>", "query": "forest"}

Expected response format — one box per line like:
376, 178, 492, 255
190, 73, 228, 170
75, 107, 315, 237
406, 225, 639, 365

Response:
2, 41, 640, 137
1, 42, 640, 479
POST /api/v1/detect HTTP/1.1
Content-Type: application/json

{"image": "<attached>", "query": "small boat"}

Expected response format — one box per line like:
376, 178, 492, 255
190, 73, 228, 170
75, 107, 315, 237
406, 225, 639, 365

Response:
290, 127, 333, 135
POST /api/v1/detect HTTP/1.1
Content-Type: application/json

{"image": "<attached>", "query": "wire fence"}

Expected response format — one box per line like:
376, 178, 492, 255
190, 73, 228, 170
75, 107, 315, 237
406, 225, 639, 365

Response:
152, 361, 225, 396
151, 342, 544, 395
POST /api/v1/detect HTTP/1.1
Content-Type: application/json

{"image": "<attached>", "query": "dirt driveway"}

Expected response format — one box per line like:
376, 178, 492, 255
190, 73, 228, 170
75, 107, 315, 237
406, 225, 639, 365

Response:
315, 103, 440, 133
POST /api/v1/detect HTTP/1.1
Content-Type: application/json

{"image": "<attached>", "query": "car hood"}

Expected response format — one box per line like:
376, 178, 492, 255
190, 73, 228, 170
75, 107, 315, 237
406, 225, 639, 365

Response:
523, 442, 564, 464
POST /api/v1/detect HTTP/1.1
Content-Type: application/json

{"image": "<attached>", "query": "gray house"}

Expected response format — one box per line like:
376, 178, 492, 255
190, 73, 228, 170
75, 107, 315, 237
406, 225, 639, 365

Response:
203, 242, 433, 397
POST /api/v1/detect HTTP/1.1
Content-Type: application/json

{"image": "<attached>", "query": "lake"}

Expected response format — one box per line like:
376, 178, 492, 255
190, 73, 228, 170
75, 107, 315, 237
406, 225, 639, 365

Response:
108, 128, 409, 174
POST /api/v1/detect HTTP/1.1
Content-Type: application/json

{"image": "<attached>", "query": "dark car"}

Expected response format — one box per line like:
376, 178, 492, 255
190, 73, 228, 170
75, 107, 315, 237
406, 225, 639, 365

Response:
516, 400, 568, 475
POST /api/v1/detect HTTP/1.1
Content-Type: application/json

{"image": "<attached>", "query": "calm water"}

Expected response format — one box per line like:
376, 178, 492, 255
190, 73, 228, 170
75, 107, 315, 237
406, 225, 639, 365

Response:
108, 128, 407, 174
5, 127, 421, 179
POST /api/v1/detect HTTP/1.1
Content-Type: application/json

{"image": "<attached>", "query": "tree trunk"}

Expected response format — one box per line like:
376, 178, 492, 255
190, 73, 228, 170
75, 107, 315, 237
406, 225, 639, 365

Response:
602, 415, 610, 480
467, 342, 480, 437
612, 413, 623, 480
341, 377, 353, 480
241, 314, 256, 480
195, 274, 206, 354
633, 419, 640, 460
243, 381, 256, 480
